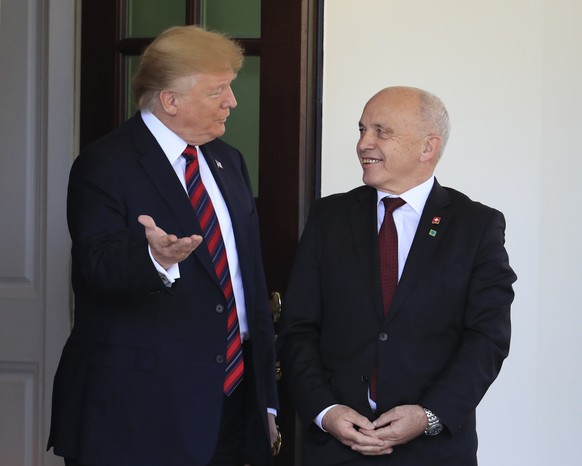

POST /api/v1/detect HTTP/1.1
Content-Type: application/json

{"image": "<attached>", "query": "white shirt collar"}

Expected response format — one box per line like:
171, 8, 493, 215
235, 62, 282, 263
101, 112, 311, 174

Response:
376, 176, 435, 215
141, 110, 190, 164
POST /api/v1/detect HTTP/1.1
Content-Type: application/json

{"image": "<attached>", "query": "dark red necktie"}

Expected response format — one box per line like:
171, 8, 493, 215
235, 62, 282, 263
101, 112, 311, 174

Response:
182, 145, 244, 396
379, 197, 406, 315
371, 197, 406, 400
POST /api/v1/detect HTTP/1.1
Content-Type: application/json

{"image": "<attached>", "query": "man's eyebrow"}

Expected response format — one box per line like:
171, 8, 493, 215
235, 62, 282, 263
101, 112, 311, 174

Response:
376, 122, 395, 132
358, 122, 393, 134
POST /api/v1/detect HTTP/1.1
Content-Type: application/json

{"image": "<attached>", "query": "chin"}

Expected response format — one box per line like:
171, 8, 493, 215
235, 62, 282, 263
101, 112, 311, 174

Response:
362, 172, 381, 188
214, 125, 226, 138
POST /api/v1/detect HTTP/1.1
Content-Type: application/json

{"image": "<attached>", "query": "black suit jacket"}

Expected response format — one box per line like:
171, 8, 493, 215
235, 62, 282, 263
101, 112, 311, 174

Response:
278, 181, 516, 465
48, 114, 278, 466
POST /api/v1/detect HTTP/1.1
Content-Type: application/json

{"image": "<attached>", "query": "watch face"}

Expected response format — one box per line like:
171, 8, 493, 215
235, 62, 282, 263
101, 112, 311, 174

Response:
426, 423, 444, 436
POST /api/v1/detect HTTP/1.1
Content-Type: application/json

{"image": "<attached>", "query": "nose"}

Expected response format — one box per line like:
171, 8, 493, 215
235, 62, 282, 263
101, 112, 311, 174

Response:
223, 85, 237, 109
357, 129, 375, 153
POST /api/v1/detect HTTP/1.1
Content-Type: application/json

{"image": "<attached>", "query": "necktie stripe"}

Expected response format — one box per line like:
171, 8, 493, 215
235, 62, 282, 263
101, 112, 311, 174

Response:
224, 361, 244, 394
223, 279, 233, 297
226, 334, 241, 358
227, 307, 237, 328
199, 203, 214, 227
182, 146, 244, 396
192, 187, 205, 207
207, 229, 222, 254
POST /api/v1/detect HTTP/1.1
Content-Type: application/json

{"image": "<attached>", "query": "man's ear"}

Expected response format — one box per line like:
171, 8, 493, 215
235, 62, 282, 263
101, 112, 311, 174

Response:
420, 135, 442, 162
158, 90, 179, 116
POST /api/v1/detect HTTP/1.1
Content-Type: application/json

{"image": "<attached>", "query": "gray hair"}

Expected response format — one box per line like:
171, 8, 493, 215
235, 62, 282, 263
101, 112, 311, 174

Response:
417, 89, 451, 159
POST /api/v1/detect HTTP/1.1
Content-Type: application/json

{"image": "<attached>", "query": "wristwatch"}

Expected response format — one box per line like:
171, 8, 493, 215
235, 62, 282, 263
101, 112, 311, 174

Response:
272, 425, 282, 456
423, 407, 443, 436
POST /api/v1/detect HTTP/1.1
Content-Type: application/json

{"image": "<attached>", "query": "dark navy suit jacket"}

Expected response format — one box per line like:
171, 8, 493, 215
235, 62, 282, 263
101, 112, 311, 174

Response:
48, 114, 278, 465
278, 182, 516, 465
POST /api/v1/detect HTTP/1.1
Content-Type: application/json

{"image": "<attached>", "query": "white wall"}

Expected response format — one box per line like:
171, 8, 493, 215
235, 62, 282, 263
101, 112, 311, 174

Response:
322, 1, 581, 465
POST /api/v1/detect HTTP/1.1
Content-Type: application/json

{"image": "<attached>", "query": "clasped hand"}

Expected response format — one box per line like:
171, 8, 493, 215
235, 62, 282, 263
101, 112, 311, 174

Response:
321, 404, 427, 456
138, 215, 203, 270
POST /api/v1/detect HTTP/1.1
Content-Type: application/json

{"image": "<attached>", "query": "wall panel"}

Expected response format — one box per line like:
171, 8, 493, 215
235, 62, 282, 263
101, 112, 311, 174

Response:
0, 363, 38, 466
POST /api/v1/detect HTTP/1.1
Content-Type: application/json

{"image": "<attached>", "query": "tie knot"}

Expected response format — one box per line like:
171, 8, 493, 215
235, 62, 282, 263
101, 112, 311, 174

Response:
383, 197, 406, 213
182, 145, 198, 163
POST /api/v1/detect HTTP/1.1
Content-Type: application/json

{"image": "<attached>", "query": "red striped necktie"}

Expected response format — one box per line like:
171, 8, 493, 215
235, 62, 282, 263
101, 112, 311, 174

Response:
182, 145, 244, 396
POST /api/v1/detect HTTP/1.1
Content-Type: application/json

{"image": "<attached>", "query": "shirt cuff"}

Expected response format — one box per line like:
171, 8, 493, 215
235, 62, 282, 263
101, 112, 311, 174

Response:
148, 245, 180, 286
315, 404, 338, 431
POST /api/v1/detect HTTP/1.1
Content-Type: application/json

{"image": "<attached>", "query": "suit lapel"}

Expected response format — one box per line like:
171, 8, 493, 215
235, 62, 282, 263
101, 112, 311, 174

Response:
388, 179, 451, 320
128, 115, 218, 284
199, 141, 256, 288
349, 187, 386, 323
200, 142, 261, 308
199, 143, 235, 212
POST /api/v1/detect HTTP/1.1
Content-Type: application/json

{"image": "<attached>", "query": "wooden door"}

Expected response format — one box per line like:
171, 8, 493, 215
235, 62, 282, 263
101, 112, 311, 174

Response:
79, 0, 322, 463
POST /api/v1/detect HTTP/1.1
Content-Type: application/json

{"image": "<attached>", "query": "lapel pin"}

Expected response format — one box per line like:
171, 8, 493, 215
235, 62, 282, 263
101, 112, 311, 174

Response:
429, 229, 437, 237
432, 216, 441, 224
215, 160, 223, 169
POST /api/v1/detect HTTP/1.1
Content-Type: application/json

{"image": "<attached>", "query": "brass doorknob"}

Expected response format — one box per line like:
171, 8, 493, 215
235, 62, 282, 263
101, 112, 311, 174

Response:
269, 291, 282, 323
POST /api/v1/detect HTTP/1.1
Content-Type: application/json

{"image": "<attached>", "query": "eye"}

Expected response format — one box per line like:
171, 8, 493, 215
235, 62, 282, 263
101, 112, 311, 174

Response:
207, 87, 224, 98
376, 127, 390, 139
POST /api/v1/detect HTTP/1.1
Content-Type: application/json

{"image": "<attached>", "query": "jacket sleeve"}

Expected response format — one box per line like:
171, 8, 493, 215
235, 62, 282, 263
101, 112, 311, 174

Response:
420, 209, 516, 434
277, 201, 340, 423
67, 148, 167, 297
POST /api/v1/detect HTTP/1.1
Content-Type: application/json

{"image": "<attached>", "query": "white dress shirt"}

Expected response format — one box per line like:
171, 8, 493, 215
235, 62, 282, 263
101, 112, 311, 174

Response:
140, 110, 249, 340
376, 176, 435, 280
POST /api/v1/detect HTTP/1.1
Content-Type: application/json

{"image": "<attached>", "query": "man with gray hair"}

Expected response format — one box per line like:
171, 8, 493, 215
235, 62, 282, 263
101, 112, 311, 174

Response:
278, 86, 516, 465
48, 25, 278, 466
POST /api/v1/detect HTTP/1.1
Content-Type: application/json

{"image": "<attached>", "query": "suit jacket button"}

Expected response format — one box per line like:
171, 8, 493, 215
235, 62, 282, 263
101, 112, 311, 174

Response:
378, 332, 388, 342
216, 355, 225, 364
361, 375, 369, 383
215, 304, 224, 313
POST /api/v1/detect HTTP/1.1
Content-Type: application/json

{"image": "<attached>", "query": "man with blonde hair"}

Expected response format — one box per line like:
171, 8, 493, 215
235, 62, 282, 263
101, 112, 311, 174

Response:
49, 25, 278, 466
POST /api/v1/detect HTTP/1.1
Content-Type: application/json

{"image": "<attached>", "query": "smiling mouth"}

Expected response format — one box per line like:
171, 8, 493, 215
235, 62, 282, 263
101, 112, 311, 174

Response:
361, 157, 382, 164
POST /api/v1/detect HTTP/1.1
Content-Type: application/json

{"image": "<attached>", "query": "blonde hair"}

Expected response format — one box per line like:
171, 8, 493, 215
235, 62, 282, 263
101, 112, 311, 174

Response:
132, 25, 244, 110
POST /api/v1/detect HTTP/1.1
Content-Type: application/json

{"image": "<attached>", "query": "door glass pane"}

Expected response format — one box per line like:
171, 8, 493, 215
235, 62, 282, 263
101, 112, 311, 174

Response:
201, 0, 261, 38
125, 56, 141, 119
201, 0, 262, 195
126, 0, 185, 37
220, 56, 260, 195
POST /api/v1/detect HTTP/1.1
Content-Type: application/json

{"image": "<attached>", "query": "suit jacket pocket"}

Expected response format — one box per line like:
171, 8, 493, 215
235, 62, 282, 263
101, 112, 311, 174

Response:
90, 344, 157, 371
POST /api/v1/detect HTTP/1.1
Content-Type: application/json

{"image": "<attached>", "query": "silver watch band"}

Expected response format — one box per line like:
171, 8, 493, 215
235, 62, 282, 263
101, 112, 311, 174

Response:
423, 407, 443, 436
